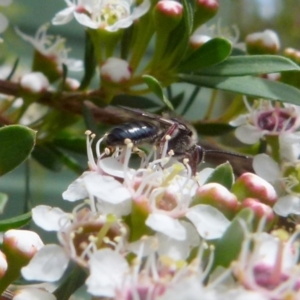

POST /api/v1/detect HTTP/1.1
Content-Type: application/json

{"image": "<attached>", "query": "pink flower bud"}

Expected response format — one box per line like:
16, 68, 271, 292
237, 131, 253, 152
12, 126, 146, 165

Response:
153, 1, 183, 36
0, 250, 7, 279
193, 182, 238, 219
232, 172, 277, 206
3, 229, 44, 260
101, 58, 132, 84
20, 72, 49, 93
241, 198, 275, 225
246, 30, 280, 55
194, 0, 219, 28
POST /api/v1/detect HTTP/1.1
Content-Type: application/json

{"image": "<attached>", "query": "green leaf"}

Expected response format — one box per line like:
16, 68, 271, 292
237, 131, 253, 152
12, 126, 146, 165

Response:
111, 94, 160, 109
143, 75, 174, 110
197, 55, 300, 76
53, 135, 86, 154
204, 162, 234, 189
79, 31, 96, 90
0, 212, 32, 232
212, 208, 253, 270
0, 192, 8, 213
193, 123, 235, 136
179, 38, 232, 72
32, 144, 63, 172
182, 0, 194, 35
179, 74, 300, 105
0, 125, 36, 176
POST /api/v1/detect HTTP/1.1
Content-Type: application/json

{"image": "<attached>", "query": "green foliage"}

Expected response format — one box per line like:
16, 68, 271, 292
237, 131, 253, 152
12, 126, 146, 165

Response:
0, 125, 36, 176
204, 162, 234, 189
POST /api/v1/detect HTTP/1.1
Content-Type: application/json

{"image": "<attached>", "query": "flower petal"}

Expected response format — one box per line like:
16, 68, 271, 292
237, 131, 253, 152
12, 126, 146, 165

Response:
253, 154, 280, 182
13, 288, 56, 300
74, 12, 98, 29
273, 195, 300, 217
62, 172, 89, 202
235, 125, 262, 144
186, 204, 230, 240
86, 249, 129, 297
146, 214, 186, 240
52, 7, 75, 25
21, 244, 69, 282
83, 173, 131, 204
32, 205, 70, 231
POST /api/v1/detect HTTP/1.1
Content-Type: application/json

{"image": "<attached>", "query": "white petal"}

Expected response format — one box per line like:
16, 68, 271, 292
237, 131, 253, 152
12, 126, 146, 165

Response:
273, 195, 300, 217
95, 198, 131, 217
229, 114, 248, 126
83, 173, 131, 204
86, 249, 129, 297
13, 288, 56, 300
98, 157, 126, 178
21, 245, 69, 282
0, 13, 8, 33
32, 205, 70, 231
74, 12, 98, 28
62, 173, 89, 202
252, 154, 280, 182
146, 214, 186, 240
52, 7, 75, 25
186, 204, 230, 240
235, 125, 262, 144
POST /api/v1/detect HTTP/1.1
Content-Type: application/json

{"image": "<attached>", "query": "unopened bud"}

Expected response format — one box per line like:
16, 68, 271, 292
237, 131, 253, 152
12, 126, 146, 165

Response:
100, 57, 132, 84
194, 0, 219, 29
0, 250, 7, 279
20, 72, 49, 93
241, 198, 275, 229
232, 172, 277, 206
283, 47, 300, 64
245, 29, 280, 55
153, 0, 183, 34
3, 229, 44, 260
193, 183, 238, 219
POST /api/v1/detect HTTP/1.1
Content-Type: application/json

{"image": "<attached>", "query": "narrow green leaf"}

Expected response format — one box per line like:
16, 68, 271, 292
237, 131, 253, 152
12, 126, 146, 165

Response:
204, 162, 234, 189
79, 31, 96, 90
179, 74, 300, 105
0, 192, 8, 213
143, 75, 174, 110
179, 38, 232, 72
53, 136, 86, 154
193, 123, 234, 136
0, 125, 36, 176
112, 94, 160, 109
0, 212, 32, 232
6, 57, 19, 81
212, 208, 253, 270
32, 144, 63, 172
197, 55, 300, 76
182, 0, 194, 35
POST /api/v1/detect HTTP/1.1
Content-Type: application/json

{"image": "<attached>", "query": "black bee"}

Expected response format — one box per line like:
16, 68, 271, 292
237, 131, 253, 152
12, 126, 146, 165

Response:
103, 106, 248, 174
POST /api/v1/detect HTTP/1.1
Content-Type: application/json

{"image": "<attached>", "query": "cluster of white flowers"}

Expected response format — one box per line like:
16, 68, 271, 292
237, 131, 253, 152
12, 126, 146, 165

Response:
231, 98, 300, 217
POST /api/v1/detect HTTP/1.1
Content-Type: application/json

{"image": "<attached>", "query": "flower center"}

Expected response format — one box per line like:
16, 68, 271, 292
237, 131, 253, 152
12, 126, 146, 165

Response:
256, 109, 297, 133
101, 0, 129, 25
282, 163, 300, 195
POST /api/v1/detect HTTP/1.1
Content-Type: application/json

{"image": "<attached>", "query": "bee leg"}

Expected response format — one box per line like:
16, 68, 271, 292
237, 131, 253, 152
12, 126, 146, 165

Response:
185, 145, 205, 175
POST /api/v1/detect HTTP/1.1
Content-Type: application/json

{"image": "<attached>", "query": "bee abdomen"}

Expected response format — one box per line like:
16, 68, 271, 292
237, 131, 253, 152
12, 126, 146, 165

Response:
105, 121, 159, 146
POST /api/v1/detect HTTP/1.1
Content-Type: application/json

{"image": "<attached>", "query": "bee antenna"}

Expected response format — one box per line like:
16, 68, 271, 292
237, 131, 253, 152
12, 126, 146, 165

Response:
204, 149, 249, 159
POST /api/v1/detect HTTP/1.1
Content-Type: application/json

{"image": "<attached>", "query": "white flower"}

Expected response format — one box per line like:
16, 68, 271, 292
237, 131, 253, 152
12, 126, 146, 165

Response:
230, 99, 300, 145
52, 0, 151, 32
16, 23, 83, 72
233, 231, 300, 299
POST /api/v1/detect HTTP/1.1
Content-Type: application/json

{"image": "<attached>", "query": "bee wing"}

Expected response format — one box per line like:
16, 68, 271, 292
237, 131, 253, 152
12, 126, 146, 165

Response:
118, 105, 176, 127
